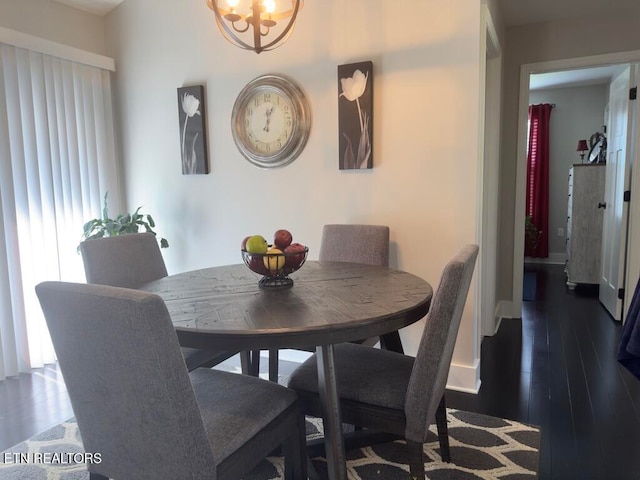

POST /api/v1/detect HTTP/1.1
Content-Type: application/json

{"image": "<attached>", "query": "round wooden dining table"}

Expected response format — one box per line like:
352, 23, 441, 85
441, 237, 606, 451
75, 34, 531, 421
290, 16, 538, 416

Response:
140, 260, 433, 480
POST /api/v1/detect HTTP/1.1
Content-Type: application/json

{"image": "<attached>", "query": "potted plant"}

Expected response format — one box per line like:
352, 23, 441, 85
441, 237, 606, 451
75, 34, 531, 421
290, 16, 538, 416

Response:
524, 215, 542, 254
80, 192, 168, 248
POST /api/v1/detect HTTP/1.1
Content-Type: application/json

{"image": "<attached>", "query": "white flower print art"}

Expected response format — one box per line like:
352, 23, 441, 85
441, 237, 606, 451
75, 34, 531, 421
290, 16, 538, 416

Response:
338, 61, 373, 170
177, 85, 209, 174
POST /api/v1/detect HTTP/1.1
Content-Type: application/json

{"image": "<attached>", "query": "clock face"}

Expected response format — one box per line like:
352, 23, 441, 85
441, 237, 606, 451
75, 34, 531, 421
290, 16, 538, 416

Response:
232, 75, 311, 168
243, 89, 294, 157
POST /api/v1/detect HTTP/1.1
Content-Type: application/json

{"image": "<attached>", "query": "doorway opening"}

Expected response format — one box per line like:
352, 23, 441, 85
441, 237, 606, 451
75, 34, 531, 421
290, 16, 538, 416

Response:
512, 51, 640, 321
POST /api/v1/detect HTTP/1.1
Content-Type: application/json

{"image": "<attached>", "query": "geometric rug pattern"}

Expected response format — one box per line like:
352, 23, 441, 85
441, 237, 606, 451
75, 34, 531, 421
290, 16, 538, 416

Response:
0, 409, 540, 479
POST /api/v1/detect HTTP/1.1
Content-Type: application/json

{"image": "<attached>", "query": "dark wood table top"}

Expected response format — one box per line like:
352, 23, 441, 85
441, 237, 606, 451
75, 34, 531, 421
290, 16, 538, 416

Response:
140, 261, 433, 351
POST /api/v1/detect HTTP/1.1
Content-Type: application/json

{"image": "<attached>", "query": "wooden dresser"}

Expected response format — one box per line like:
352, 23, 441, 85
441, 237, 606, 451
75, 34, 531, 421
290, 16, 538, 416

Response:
566, 164, 606, 288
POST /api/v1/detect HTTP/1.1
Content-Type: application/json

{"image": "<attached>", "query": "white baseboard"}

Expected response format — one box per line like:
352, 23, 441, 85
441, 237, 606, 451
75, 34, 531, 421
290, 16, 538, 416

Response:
446, 359, 480, 394
264, 349, 481, 394
491, 316, 502, 336
496, 300, 516, 320
483, 303, 505, 336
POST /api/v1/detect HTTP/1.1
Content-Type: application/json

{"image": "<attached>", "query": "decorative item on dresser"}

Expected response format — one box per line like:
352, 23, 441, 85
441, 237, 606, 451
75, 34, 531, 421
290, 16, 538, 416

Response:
588, 131, 607, 164
576, 139, 589, 163
566, 164, 606, 290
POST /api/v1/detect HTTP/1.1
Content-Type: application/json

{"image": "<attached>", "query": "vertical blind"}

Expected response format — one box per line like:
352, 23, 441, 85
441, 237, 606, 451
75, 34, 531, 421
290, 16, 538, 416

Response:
0, 43, 120, 379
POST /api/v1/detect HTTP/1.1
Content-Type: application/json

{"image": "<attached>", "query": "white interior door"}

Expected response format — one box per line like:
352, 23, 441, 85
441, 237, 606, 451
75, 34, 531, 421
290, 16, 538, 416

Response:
599, 66, 634, 320
624, 66, 640, 322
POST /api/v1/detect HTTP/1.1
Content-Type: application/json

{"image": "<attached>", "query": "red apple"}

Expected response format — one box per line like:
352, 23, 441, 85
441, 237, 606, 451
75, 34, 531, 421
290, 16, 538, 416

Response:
247, 254, 269, 275
274, 229, 293, 249
241, 235, 251, 251
284, 243, 307, 269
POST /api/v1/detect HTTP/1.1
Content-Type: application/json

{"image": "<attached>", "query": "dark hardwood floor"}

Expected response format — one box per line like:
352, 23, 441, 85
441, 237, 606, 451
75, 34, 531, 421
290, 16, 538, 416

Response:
447, 263, 640, 480
2, 263, 639, 479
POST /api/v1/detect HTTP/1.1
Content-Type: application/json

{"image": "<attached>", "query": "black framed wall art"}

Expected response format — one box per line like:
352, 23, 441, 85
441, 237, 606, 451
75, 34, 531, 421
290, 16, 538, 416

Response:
177, 85, 209, 174
338, 61, 373, 170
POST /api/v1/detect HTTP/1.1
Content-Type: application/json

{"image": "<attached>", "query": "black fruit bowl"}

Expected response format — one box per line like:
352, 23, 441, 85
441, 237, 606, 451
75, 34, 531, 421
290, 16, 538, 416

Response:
241, 246, 309, 288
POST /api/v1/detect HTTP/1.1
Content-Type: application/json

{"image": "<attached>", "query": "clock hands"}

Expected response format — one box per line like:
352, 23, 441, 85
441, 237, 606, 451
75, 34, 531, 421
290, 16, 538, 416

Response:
263, 104, 274, 132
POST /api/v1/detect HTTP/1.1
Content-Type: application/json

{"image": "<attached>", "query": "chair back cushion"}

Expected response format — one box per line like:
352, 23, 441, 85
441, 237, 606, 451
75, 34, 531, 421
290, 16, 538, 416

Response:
35, 281, 216, 479
79, 232, 168, 288
404, 244, 479, 442
318, 224, 389, 266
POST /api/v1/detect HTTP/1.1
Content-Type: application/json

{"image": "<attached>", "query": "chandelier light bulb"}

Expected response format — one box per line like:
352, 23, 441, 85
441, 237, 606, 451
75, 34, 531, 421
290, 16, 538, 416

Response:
263, 0, 276, 13
223, 0, 241, 21
208, 0, 303, 54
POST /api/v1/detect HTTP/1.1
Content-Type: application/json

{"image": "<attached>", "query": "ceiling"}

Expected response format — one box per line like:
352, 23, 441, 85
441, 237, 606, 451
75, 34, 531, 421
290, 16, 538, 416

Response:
56, 0, 640, 23
530, 65, 625, 91
53, 0, 640, 21
55, 0, 633, 90
497, 0, 640, 91
52, 0, 123, 16
498, 0, 640, 27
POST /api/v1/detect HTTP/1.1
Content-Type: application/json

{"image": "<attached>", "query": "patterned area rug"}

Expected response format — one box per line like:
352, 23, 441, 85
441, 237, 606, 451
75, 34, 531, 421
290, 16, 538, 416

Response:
0, 409, 539, 479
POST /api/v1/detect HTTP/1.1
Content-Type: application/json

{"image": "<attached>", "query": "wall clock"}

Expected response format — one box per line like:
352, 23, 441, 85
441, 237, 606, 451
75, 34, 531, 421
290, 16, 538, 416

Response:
231, 74, 311, 168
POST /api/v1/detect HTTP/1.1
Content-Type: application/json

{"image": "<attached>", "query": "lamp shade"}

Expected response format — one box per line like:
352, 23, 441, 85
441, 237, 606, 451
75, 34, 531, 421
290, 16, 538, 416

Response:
576, 139, 588, 152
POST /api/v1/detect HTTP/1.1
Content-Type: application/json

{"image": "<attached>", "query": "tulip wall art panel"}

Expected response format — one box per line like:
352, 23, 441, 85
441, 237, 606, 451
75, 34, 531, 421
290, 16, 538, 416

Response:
338, 61, 373, 170
177, 85, 209, 175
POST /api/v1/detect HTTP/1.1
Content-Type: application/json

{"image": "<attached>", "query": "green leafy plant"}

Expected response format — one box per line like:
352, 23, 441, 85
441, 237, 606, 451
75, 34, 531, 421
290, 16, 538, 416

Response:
80, 192, 168, 248
524, 215, 541, 252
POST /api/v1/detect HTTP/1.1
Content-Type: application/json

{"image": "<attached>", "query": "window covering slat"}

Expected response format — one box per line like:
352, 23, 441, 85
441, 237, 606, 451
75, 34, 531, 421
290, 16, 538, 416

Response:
0, 42, 120, 379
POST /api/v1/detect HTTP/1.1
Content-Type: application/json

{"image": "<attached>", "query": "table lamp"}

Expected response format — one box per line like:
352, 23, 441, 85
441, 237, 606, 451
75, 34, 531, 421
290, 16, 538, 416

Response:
576, 139, 588, 163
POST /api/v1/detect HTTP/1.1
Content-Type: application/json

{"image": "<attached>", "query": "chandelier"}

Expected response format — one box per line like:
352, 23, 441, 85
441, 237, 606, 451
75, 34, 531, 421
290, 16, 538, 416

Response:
206, 0, 303, 54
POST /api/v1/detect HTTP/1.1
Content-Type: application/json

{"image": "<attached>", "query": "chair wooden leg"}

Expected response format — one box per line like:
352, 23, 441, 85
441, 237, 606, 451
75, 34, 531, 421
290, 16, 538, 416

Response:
283, 411, 308, 480
406, 439, 425, 479
269, 349, 279, 382
89, 473, 109, 480
240, 351, 251, 374
240, 350, 261, 376
251, 350, 261, 376
379, 331, 404, 353
435, 394, 451, 462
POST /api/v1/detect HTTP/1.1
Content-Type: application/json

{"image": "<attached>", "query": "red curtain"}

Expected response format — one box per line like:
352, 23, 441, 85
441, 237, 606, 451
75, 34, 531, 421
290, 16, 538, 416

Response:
525, 103, 552, 258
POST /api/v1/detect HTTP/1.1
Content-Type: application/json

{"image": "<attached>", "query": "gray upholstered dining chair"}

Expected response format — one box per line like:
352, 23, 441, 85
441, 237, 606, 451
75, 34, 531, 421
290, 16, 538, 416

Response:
287, 244, 478, 478
267, 224, 391, 381
35, 281, 307, 480
78, 232, 237, 371
318, 224, 389, 267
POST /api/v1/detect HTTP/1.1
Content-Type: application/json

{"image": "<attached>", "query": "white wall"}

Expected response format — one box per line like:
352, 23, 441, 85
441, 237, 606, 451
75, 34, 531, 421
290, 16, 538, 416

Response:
103, 0, 483, 391
529, 84, 608, 263
0, 0, 485, 392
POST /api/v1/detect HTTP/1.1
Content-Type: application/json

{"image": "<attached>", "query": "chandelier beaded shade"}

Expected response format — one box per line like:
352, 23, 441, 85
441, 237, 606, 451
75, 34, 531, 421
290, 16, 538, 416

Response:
206, 0, 303, 54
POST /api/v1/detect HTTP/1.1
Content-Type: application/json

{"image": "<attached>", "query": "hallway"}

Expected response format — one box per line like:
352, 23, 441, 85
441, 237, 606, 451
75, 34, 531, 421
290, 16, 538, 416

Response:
448, 263, 640, 479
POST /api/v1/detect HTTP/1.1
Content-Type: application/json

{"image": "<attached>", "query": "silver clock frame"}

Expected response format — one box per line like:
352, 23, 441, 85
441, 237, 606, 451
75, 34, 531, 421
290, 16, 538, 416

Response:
231, 74, 311, 169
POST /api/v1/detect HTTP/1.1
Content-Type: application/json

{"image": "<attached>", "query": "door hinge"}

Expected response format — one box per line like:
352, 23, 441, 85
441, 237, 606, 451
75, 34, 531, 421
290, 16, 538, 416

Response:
624, 190, 631, 202
630, 87, 637, 100
618, 288, 625, 300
